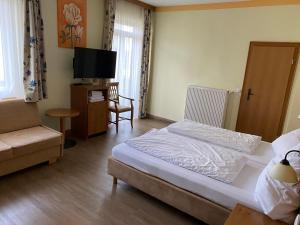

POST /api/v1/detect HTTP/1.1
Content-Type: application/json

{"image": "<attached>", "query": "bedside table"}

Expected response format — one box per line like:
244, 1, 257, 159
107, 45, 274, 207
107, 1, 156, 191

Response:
224, 204, 288, 225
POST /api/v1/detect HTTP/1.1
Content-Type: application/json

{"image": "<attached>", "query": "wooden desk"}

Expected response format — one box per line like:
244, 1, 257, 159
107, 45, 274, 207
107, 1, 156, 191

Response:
224, 204, 288, 225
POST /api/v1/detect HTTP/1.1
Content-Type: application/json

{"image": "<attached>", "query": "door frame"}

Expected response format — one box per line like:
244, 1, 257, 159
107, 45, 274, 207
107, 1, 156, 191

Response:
236, 41, 300, 138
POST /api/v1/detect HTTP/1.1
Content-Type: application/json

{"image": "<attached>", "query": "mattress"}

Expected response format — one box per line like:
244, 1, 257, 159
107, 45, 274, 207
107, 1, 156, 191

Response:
112, 140, 274, 212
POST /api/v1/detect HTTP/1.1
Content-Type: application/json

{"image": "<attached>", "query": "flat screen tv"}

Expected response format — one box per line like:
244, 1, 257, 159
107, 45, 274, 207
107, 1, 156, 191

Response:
73, 47, 117, 79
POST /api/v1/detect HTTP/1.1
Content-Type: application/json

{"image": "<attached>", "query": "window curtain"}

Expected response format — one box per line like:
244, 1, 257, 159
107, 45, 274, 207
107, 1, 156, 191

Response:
112, 0, 145, 118
102, 0, 116, 50
138, 9, 152, 118
23, 0, 47, 102
0, 0, 25, 99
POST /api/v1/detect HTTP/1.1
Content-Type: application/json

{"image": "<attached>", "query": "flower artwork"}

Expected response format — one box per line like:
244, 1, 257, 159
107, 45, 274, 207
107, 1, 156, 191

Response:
57, 0, 86, 48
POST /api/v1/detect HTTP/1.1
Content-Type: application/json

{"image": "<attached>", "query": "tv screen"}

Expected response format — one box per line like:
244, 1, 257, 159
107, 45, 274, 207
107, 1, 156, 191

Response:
73, 47, 117, 79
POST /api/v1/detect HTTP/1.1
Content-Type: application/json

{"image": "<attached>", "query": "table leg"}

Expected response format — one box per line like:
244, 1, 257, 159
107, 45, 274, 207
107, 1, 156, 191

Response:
60, 117, 65, 151
60, 117, 77, 149
60, 117, 65, 138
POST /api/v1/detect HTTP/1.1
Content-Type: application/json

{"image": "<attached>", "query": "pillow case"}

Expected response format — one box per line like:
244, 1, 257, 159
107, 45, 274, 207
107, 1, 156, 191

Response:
272, 129, 300, 156
167, 120, 261, 154
294, 215, 300, 225
255, 143, 300, 223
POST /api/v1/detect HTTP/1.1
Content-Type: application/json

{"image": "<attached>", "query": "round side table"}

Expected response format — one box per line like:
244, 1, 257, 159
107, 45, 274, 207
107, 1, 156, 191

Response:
46, 108, 80, 149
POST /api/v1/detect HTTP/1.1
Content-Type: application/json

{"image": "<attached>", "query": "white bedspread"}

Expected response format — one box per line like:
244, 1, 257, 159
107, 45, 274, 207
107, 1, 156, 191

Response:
167, 120, 261, 154
125, 129, 247, 183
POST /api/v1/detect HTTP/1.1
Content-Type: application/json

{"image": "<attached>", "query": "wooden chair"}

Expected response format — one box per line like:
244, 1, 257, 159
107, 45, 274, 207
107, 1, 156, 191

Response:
107, 82, 134, 133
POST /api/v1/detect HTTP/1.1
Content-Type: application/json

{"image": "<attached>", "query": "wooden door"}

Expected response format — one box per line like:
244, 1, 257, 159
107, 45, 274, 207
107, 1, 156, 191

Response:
236, 42, 299, 142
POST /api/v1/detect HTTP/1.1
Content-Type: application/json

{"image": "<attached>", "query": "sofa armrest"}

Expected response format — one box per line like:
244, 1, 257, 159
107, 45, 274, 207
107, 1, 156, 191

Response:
40, 125, 64, 158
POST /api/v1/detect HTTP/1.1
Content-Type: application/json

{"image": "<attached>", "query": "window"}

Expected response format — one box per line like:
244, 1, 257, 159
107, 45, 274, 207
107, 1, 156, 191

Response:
0, 0, 25, 99
0, 36, 5, 88
112, 0, 144, 118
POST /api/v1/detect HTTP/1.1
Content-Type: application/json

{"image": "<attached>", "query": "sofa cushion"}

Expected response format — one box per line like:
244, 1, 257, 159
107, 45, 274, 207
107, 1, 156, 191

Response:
0, 99, 41, 134
0, 126, 62, 157
0, 141, 12, 162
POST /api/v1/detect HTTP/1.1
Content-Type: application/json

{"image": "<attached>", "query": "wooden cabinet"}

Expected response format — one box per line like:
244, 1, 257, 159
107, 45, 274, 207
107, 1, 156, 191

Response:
71, 84, 108, 139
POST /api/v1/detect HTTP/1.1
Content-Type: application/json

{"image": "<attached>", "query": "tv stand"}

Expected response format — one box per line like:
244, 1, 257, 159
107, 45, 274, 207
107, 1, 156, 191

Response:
73, 79, 107, 88
73, 83, 93, 86
71, 84, 108, 139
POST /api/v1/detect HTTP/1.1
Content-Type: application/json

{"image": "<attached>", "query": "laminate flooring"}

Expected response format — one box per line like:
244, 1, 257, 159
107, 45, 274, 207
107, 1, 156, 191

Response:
0, 119, 205, 225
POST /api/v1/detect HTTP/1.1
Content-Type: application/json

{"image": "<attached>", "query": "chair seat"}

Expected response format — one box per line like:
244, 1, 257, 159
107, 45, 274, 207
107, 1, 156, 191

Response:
109, 102, 131, 113
0, 142, 12, 162
0, 126, 62, 157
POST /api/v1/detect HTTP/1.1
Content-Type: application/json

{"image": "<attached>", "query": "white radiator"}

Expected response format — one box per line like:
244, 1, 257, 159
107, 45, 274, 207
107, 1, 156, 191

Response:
184, 85, 229, 128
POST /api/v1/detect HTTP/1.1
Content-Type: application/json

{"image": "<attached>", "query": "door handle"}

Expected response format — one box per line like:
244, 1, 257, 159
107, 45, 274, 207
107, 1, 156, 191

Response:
247, 88, 254, 101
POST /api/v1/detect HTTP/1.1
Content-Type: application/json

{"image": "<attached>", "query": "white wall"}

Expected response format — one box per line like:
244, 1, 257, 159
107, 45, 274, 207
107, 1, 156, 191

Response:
39, 0, 104, 130
148, 5, 300, 132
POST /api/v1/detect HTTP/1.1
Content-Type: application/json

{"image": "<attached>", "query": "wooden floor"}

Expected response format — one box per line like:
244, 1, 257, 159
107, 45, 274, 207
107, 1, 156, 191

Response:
0, 119, 205, 225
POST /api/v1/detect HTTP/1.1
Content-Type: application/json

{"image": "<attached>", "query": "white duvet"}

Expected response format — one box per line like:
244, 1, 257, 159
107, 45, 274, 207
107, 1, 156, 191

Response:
126, 129, 247, 183
167, 120, 261, 154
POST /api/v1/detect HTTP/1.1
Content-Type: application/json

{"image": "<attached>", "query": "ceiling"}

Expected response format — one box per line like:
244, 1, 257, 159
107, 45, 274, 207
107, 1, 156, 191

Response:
140, 0, 246, 7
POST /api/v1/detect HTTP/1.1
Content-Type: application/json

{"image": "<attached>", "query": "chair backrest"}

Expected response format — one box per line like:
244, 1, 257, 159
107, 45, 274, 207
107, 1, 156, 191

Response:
107, 82, 119, 102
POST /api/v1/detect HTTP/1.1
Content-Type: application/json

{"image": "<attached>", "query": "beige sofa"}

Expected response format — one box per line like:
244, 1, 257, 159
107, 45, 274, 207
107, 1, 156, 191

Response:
0, 99, 63, 176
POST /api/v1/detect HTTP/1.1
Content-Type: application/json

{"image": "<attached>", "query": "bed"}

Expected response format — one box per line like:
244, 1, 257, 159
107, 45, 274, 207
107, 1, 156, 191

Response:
107, 126, 274, 225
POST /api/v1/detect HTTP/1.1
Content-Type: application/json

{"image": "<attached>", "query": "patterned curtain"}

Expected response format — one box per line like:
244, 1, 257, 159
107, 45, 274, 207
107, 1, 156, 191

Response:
23, 0, 47, 102
138, 9, 152, 119
102, 0, 116, 50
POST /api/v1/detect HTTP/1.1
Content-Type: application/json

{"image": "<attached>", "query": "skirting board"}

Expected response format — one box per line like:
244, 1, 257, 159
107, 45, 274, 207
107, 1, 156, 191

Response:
146, 113, 176, 124
107, 157, 231, 225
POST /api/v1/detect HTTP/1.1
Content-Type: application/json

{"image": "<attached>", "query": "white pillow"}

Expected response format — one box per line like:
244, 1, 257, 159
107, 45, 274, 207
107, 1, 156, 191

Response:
167, 120, 261, 154
272, 129, 300, 156
294, 215, 300, 225
255, 142, 300, 223
285, 142, 300, 175
255, 156, 300, 223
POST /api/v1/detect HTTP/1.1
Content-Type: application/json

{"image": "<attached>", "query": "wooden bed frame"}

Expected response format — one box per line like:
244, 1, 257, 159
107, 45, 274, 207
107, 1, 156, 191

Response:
107, 157, 231, 225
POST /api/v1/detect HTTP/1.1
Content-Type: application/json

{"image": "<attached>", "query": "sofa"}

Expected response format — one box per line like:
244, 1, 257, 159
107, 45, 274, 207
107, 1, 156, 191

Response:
0, 99, 63, 176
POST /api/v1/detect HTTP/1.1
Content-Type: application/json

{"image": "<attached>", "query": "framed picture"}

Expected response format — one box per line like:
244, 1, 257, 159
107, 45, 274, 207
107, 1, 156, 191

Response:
57, 0, 87, 48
